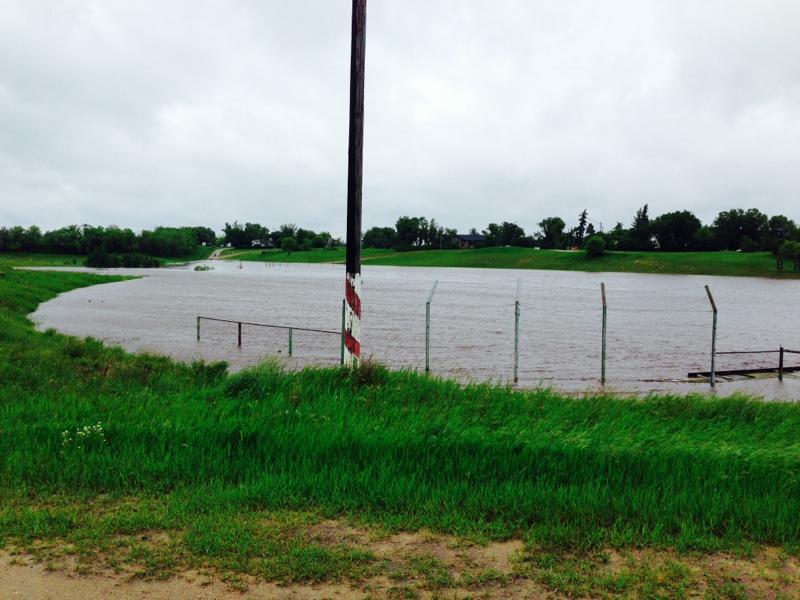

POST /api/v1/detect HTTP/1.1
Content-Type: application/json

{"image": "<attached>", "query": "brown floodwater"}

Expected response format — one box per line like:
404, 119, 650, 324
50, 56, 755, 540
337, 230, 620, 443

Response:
30, 261, 800, 400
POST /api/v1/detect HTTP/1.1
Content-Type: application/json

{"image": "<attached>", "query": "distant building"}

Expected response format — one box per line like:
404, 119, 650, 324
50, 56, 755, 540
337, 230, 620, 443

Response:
453, 234, 486, 249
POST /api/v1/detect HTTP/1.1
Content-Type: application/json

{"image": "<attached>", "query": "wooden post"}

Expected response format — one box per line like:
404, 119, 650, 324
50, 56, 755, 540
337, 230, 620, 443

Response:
344, 0, 367, 367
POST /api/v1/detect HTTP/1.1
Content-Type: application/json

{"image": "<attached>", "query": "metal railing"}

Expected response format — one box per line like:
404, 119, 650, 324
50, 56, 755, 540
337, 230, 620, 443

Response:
690, 347, 800, 382
197, 316, 342, 363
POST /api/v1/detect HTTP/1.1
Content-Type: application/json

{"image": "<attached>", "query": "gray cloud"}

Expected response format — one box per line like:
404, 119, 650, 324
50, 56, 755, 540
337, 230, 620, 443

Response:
1, 0, 798, 238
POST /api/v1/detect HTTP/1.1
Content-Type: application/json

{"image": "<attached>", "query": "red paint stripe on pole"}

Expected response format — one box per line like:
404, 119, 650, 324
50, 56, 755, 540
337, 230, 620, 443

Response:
345, 276, 362, 318
344, 331, 361, 356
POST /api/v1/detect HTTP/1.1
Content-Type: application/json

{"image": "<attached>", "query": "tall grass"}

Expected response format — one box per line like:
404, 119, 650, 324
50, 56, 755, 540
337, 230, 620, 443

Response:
2, 267, 800, 553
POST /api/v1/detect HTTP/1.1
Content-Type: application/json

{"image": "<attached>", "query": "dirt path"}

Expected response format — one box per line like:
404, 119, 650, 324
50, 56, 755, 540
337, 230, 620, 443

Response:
3, 523, 800, 599
0, 557, 375, 600
0, 533, 533, 600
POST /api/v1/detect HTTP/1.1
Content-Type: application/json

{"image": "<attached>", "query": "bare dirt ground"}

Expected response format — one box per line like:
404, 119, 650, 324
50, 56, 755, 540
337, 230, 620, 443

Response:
2, 523, 800, 599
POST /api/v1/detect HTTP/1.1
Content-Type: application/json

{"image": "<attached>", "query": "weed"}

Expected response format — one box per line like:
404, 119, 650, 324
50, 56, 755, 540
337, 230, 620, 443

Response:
349, 356, 390, 388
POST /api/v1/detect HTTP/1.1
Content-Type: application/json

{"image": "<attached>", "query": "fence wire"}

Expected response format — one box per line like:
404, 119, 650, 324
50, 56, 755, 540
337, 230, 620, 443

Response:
185, 265, 796, 389
195, 271, 792, 387
32, 262, 798, 393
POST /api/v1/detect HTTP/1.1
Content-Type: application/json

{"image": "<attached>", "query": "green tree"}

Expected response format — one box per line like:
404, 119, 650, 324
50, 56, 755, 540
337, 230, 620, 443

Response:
629, 204, 653, 250
576, 209, 588, 247
0, 226, 24, 251
139, 227, 195, 257
762, 215, 798, 254
499, 222, 525, 246
223, 222, 268, 248
192, 226, 217, 246
277, 223, 298, 241
363, 226, 397, 249
779, 240, 800, 261
281, 237, 298, 255
395, 216, 423, 248
42, 225, 83, 254
295, 227, 317, 246
692, 226, 718, 251
604, 222, 626, 250
222, 222, 248, 248
713, 208, 768, 251
80, 225, 106, 253
740, 235, 758, 253
424, 218, 437, 248
104, 226, 138, 254
484, 222, 526, 247
482, 223, 502, 246
316, 231, 336, 249
650, 210, 702, 251
585, 235, 606, 257
244, 223, 270, 247
537, 217, 565, 249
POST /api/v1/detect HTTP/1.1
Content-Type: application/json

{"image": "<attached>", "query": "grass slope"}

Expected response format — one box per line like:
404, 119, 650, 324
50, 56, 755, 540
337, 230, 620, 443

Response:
0, 246, 216, 269
223, 246, 797, 278
2, 265, 800, 595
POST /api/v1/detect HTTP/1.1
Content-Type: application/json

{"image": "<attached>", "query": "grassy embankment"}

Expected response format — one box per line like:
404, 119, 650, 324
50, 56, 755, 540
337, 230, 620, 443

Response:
0, 252, 86, 268
0, 246, 214, 269
7, 245, 792, 278
2, 263, 800, 596
223, 246, 799, 278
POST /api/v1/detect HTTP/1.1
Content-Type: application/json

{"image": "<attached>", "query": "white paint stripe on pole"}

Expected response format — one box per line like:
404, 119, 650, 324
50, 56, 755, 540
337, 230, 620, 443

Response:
344, 272, 361, 365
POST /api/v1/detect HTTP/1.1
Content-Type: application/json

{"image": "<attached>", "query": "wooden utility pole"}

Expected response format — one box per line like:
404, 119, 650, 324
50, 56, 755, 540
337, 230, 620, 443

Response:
344, 0, 367, 366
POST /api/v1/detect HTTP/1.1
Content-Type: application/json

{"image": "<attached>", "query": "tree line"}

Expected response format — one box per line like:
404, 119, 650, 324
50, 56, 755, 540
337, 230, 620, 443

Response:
3, 204, 799, 265
0, 221, 344, 264
363, 207, 800, 259
0, 224, 217, 267
220, 222, 339, 254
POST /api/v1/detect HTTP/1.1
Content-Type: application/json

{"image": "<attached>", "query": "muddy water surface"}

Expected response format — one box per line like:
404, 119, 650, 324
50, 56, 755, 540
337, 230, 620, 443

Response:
31, 261, 800, 399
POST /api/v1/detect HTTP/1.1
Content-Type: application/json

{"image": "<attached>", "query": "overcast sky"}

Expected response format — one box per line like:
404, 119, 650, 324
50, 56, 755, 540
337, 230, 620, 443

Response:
2, 1, 799, 238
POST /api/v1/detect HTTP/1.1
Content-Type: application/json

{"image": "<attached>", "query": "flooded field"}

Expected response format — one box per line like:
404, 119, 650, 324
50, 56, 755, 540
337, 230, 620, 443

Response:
31, 261, 800, 399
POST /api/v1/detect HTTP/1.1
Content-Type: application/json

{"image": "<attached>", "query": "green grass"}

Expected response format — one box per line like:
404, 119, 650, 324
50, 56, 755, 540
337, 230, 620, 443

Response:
4, 246, 795, 278
219, 246, 353, 264
161, 245, 217, 264
0, 247, 216, 269
222, 246, 798, 278
2, 264, 800, 594
0, 252, 85, 268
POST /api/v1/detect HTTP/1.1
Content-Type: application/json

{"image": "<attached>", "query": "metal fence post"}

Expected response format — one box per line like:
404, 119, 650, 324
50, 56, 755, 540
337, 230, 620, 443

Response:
238, 322, 242, 347
289, 328, 293, 356
779, 345, 784, 381
426, 280, 438, 372
341, 298, 345, 366
514, 279, 521, 384
601, 282, 607, 385
705, 285, 717, 387
197, 316, 201, 341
